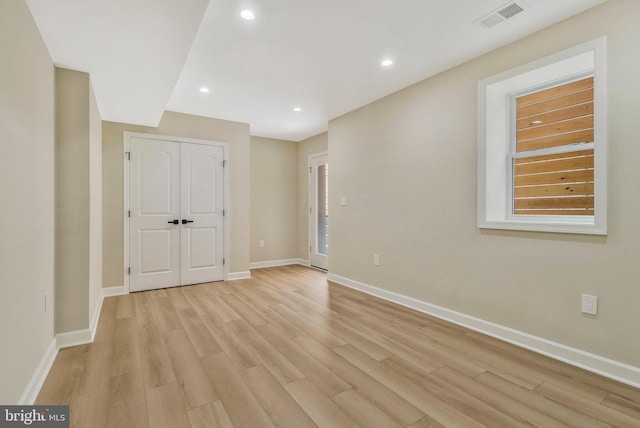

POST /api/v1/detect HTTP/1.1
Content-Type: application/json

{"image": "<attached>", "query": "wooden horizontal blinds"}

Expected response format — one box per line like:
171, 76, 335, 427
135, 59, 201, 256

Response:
516, 77, 594, 152
513, 77, 595, 216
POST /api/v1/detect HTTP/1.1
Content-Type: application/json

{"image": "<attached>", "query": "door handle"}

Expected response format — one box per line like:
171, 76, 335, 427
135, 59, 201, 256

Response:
167, 219, 179, 224
182, 219, 194, 224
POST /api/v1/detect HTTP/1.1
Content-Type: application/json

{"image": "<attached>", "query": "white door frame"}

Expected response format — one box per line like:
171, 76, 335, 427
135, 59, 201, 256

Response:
308, 151, 329, 270
123, 132, 229, 293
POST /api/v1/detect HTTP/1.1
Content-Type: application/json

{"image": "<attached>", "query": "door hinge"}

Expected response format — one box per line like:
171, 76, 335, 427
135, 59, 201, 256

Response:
309, 246, 312, 253
126, 151, 130, 160
223, 258, 226, 265
128, 267, 131, 275
223, 209, 226, 216
223, 160, 227, 168
128, 210, 131, 218
309, 166, 312, 174
310, 206, 312, 213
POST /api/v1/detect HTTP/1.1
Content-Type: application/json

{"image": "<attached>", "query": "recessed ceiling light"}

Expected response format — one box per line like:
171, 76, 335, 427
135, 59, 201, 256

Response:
380, 59, 393, 67
240, 10, 255, 20
293, 107, 302, 112
199, 87, 210, 93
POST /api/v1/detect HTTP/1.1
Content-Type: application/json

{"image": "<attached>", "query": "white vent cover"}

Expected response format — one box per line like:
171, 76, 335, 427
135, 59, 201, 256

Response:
475, 1, 527, 29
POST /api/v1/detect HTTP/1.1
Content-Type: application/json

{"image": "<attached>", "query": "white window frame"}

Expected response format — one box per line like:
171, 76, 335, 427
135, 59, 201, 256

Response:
477, 37, 607, 235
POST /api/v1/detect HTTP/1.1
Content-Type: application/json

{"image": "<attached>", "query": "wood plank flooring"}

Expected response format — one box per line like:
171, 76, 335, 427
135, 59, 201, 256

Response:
37, 265, 640, 427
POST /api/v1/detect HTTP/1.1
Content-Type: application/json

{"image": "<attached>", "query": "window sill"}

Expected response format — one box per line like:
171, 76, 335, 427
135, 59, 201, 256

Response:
478, 219, 606, 235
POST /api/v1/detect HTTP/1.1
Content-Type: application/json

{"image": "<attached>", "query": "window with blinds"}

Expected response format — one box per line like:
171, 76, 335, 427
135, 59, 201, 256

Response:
512, 76, 594, 216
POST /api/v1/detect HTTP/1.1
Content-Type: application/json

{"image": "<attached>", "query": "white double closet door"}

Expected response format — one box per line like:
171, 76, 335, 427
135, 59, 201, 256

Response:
129, 136, 224, 292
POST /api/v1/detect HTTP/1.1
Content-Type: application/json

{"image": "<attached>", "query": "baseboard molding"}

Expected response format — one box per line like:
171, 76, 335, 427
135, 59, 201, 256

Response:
89, 288, 104, 343
327, 273, 640, 389
23, 286, 127, 403
249, 258, 309, 269
227, 271, 252, 281
18, 339, 57, 405
102, 285, 126, 297
55, 328, 93, 349
57, 285, 123, 349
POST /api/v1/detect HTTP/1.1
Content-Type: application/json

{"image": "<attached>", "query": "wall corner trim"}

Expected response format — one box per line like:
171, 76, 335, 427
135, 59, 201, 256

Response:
102, 286, 126, 298
249, 258, 309, 269
55, 328, 93, 350
227, 271, 252, 280
56, 286, 125, 350
326, 272, 640, 389
28, 285, 126, 403
18, 339, 57, 405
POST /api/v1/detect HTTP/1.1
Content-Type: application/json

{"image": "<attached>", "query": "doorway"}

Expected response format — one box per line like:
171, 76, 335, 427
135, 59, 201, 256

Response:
126, 134, 226, 292
309, 153, 329, 270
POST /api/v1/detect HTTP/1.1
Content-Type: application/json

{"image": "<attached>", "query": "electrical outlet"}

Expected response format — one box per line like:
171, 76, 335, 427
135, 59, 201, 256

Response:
340, 197, 347, 207
259, 240, 265, 248
373, 254, 380, 266
581, 294, 598, 315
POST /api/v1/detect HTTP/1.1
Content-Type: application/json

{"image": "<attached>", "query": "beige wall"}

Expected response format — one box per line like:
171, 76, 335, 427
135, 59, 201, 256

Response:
103, 111, 250, 286
55, 68, 102, 333
296, 132, 328, 260
329, 0, 640, 368
250, 137, 298, 263
0, 0, 55, 403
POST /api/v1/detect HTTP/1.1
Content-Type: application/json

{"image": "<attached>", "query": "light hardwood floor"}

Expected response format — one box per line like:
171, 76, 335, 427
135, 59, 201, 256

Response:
37, 265, 640, 427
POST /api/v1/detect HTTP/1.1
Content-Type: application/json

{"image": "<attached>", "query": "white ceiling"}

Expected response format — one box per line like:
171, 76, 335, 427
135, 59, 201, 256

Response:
26, 0, 606, 141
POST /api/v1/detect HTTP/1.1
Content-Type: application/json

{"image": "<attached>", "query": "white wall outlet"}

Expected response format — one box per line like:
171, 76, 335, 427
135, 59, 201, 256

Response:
373, 254, 380, 266
581, 294, 598, 315
340, 197, 347, 207
259, 240, 265, 248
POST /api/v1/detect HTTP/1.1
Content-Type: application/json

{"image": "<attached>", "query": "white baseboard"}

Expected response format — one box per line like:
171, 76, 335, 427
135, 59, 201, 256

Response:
102, 285, 126, 297
18, 339, 57, 405
89, 288, 104, 343
227, 271, 252, 281
23, 286, 127, 403
327, 273, 640, 389
57, 285, 123, 349
249, 258, 309, 269
55, 328, 93, 349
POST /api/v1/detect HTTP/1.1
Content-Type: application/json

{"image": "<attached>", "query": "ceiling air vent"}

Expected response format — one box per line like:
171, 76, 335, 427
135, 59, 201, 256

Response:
475, 1, 527, 29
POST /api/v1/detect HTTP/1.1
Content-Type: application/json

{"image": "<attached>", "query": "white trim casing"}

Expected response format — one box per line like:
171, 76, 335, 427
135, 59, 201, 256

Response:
20, 286, 127, 404
102, 285, 126, 297
227, 271, 252, 280
308, 151, 329, 270
327, 273, 640, 389
478, 36, 607, 235
18, 339, 57, 405
249, 258, 309, 269
57, 285, 127, 349
123, 132, 230, 293
55, 328, 93, 349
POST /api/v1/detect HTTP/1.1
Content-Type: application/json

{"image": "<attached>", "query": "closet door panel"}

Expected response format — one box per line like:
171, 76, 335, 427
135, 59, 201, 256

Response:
129, 138, 181, 292
180, 143, 225, 285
